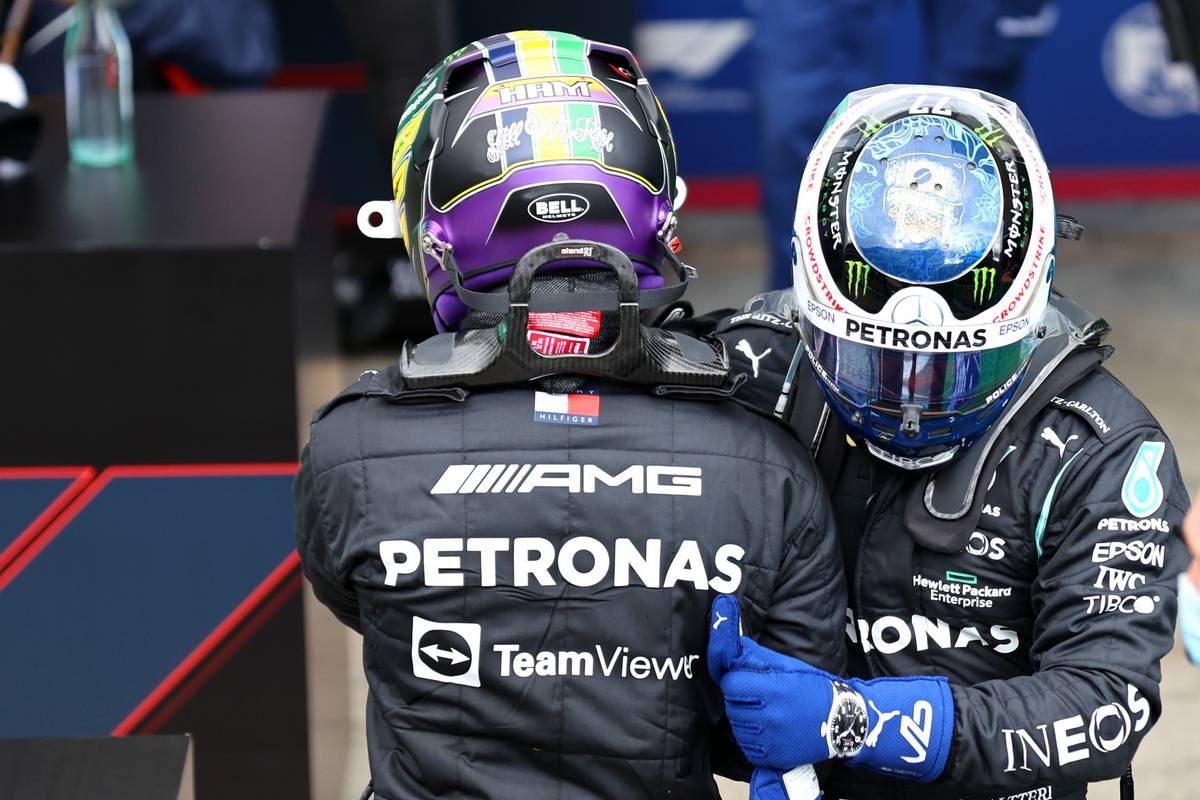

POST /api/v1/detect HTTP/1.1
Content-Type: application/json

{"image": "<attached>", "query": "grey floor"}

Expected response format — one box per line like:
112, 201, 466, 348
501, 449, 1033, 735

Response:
297, 206, 1200, 799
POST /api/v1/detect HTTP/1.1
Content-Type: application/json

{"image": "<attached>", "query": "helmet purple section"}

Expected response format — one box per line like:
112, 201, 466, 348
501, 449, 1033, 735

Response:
426, 162, 672, 330
392, 31, 681, 331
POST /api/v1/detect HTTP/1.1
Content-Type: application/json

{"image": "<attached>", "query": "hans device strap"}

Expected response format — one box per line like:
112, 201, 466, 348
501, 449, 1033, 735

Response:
438, 235, 695, 316
903, 294, 1112, 553
394, 240, 730, 392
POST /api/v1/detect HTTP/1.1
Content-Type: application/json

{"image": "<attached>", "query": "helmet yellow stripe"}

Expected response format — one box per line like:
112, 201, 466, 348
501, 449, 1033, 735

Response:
510, 30, 558, 77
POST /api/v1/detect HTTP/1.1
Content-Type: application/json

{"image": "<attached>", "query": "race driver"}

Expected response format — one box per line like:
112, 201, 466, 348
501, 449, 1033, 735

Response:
294, 32, 846, 800
698, 85, 1190, 800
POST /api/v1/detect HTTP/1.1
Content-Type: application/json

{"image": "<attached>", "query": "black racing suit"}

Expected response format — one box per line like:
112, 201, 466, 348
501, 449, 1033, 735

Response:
693, 298, 1189, 800
294, 365, 846, 800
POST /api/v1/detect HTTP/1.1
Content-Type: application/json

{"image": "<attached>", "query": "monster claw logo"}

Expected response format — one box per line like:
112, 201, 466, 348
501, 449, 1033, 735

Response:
974, 125, 1006, 146
972, 266, 997, 304
847, 260, 872, 298
856, 114, 885, 138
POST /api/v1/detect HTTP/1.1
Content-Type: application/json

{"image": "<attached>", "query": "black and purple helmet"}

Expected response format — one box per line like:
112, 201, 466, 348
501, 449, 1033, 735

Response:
392, 31, 682, 332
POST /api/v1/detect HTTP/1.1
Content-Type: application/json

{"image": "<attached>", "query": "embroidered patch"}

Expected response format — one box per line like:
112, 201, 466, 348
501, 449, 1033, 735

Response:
533, 391, 600, 426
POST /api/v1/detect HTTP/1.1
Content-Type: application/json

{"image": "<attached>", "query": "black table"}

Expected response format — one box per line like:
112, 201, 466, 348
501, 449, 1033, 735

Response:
0, 736, 193, 800
0, 91, 335, 465
0, 91, 334, 800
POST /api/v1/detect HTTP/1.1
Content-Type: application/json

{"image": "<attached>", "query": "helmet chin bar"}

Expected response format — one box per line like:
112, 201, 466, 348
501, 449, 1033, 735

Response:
865, 439, 960, 471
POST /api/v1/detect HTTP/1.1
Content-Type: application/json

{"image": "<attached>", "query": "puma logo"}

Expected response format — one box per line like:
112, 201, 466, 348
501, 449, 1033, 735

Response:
712, 611, 729, 631
735, 339, 772, 378
866, 700, 902, 748
1040, 427, 1079, 458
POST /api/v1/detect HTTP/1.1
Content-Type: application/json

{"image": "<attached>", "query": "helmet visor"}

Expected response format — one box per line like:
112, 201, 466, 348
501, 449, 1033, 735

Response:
800, 316, 1037, 414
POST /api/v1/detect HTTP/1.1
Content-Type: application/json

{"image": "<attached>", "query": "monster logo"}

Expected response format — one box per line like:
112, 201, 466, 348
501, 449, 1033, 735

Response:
973, 125, 1007, 146
972, 266, 997, 304
847, 260, 872, 299
856, 114, 886, 138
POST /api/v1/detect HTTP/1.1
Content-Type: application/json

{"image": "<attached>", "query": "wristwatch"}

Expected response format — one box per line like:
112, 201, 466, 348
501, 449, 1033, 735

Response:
822, 680, 868, 759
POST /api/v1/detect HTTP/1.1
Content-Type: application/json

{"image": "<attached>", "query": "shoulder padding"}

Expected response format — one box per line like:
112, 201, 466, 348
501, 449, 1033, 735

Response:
1042, 367, 1158, 442
313, 364, 469, 426
312, 369, 378, 424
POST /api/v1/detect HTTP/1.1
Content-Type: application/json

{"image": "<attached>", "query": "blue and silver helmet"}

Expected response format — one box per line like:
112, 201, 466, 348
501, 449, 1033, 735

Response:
792, 85, 1056, 469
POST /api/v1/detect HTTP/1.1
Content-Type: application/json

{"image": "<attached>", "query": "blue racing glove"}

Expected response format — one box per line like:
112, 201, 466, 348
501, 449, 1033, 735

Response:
707, 595, 954, 783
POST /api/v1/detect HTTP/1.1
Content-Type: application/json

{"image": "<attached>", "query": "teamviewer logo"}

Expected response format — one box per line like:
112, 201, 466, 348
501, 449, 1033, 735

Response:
411, 616, 481, 688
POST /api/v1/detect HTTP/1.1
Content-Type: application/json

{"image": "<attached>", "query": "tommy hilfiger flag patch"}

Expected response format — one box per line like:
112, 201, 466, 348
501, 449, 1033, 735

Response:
533, 391, 600, 426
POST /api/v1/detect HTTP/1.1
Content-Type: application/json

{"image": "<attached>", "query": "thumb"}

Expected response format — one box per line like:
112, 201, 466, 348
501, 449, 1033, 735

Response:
749, 768, 788, 800
752, 767, 823, 800
707, 594, 744, 682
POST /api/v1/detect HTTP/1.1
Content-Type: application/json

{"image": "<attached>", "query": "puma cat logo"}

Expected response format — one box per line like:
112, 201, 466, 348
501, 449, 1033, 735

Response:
1041, 427, 1079, 458
735, 339, 771, 379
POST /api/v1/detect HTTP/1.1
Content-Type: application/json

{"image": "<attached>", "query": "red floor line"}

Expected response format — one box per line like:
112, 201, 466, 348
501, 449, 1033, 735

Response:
0, 466, 93, 479
111, 551, 302, 736
0, 467, 115, 593
0, 464, 299, 593
133, 572, 304, 735
0, 467, 97, 576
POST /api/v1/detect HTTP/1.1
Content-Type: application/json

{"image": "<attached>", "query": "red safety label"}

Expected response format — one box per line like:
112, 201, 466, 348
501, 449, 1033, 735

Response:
527, 310, 602, 338
527, 330, 591, 356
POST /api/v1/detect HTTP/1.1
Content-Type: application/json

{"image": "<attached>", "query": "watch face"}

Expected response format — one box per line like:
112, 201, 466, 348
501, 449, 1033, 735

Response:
826, 682, 868, 758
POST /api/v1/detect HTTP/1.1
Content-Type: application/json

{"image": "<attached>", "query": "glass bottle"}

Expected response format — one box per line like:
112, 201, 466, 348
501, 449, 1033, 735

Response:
64, 0, 133, 167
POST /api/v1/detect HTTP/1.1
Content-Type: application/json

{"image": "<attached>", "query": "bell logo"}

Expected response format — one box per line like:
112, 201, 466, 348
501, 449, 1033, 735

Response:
529, 193, 590, 223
